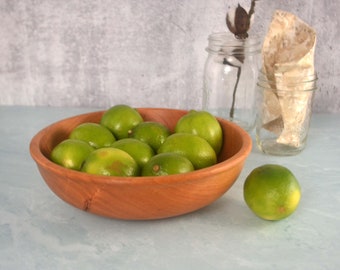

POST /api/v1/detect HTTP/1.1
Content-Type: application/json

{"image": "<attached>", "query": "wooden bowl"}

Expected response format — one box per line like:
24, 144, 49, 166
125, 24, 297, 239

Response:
30, 108, 252, 220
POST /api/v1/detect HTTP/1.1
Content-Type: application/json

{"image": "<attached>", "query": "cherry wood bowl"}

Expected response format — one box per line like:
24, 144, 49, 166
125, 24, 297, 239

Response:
30, 108, 252, 220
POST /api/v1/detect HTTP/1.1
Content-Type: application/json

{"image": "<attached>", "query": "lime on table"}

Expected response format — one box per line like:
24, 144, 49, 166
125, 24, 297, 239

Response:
243, 164, 301, 221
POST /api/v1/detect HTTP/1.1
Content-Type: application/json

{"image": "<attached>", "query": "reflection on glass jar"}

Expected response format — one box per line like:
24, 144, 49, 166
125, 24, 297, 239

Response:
202, 33, 262, 131
256, 70, 318, 155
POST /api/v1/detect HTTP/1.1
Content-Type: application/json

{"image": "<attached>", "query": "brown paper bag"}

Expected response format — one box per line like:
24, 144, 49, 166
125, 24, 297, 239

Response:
261, 10, 317, 148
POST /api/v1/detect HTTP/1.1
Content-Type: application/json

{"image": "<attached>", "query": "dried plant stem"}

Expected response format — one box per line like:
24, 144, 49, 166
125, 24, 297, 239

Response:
224, 0, 259, 120
230, 66, 242, 119
248, 0, 257, 19
223, 58, 242, 119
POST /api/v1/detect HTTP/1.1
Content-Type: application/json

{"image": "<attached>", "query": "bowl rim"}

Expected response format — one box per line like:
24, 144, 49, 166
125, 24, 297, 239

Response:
29, 108, 252, 186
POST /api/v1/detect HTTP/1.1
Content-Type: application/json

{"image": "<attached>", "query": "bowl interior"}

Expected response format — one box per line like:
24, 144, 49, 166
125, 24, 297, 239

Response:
36, 108, 249, 168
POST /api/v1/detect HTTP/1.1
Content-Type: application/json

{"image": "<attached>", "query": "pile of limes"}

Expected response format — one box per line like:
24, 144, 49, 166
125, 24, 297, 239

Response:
50, 104, 223, 177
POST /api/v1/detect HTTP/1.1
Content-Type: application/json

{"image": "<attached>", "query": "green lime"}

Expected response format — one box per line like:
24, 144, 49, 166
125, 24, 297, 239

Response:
142, 153, 194, 176
81, 148, 140, 177
50, 139, 94, 170
111, 138, 155, 168
100, 104, 143, 140
129, 121, 171, 151
69, 122, 116, 149
157, 133, 217, 170
175, 110, 223, 155
243, 164, 301, 221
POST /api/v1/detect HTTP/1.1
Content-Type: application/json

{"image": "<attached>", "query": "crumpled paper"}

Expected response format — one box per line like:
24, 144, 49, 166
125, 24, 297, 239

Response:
261, 10, 317, 148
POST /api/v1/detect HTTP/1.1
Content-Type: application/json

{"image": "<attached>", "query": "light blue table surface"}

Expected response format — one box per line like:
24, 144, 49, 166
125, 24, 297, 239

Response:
1, 106, 339, 270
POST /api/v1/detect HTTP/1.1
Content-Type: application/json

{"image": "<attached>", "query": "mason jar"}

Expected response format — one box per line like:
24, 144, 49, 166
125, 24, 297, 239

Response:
255, 70, 318, 155
202, 33, 262, 131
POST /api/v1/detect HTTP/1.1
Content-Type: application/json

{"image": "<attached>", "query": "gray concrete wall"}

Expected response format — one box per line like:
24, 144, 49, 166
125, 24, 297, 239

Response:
1, 0, 339, 112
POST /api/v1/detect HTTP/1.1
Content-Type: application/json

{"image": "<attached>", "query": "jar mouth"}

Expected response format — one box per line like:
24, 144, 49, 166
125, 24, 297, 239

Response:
257, 70, 318, 92
206, 32, 262, 55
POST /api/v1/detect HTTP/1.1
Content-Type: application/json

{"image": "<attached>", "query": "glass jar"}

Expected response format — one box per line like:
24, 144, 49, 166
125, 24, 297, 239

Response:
255, 70, 318, 155
202, 33, 262, 131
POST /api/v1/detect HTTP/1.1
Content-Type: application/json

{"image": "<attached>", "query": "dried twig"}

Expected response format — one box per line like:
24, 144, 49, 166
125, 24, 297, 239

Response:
225, 0, 258, 119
